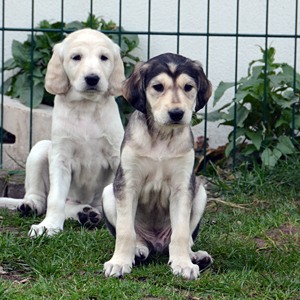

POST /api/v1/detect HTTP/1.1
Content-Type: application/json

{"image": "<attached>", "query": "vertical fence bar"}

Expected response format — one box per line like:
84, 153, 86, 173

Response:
90, 0, 93, 28
292, 0, 298, 144
147, 0, 151, 60
29, 0, 34, 150
232, 0, 240, 169
263, 0, 269, 148
60, 0, 64, 40
118, 0, 122, 46
176, 0, 180, 54
0, 0, 4, 166
203, 0, 210, 175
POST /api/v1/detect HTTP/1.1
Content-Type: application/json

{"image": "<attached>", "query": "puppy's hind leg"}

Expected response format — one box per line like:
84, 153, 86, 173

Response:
135, 235, 150, 263
102, 183, 117, 237
18, 140, 51, 216
189, 182, 213, 270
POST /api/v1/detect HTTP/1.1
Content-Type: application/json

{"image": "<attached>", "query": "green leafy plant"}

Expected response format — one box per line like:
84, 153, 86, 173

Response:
202, 46, 300, 167
1, 14, 139, 122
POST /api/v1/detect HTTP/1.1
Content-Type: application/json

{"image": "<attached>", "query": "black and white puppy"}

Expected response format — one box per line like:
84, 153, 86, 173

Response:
102, 53, 213, 280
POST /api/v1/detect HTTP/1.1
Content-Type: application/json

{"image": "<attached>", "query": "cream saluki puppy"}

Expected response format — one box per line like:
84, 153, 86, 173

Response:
102, 53, 213, 280
0, 28, 125, 236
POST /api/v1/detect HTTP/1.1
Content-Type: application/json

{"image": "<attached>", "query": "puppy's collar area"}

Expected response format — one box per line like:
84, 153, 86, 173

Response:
144, 115, 187, 141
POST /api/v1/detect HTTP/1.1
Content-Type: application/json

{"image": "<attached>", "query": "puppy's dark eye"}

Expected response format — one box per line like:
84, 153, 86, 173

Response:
72, 55, 81, 61
101, 55, 108, 61
184, 84, 193, 92
153, 84, 164, 92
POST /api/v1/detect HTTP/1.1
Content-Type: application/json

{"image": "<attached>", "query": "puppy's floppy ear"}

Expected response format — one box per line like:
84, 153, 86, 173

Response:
194, 61, 212, 112
45, 43, 69, 95
123, 61, 147, 114
108, 44, 126, 96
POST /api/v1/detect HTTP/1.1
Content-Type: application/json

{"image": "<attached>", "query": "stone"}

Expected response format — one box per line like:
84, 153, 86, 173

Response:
7, 181, 25, 199
0, 96, 52, 170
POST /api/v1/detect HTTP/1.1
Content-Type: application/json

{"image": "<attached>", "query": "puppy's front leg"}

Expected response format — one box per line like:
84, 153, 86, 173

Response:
29, 155, 71, 237
104, 189, 138, 277
169, 189, 200, 280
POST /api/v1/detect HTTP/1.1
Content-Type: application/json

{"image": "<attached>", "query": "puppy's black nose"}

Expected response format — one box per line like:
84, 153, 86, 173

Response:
85, 74, 100, 86
168, 109, 184, 122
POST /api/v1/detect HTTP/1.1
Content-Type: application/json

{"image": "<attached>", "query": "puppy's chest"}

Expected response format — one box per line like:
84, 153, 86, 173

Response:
137, 158, 178, 210
71, 137, 111, 172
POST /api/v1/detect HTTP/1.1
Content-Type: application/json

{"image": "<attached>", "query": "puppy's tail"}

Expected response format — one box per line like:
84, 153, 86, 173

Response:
0, 197, 24, 210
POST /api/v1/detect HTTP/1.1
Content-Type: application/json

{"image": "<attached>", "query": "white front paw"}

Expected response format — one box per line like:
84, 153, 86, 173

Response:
104, 259, 133, 277
29, 221, 63, 237
169, 260, 200, 280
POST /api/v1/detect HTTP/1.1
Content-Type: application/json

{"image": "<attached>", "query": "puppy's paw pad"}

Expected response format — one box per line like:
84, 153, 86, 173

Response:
17, 203, 36, 216
83, 206, 92, 213
78, 212, 89, 224
197, 256, 213, 269
78, 207, 101, 226
191, 250, 213, 269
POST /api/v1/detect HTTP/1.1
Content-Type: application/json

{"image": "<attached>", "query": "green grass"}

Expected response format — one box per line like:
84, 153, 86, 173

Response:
1, 157, 300, 299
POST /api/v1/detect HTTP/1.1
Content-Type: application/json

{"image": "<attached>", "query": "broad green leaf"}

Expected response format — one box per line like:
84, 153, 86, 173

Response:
81, 14, 101, 29
276, 136, 295, 155
272, 93, 298, 108
2, 58, 17, 71
225, 137, 242, 157
243, 144, 257, 155
251, 66, 263, 79
205, 110, 226, 122
12, 40, 31, 64
33, 50, 45, 62
126, 53, 140, 62
261, 148, 281, 167
225, 140, 233, 157
248, 59, 260, 76
213, 81, 235, 106
226, 105, 250, 127
191, 112, 202, 126
283, 90, 299, 102
245, 131, 262, 150
1, 77, 12, 94
275, 118, 289, 128
241, 76, 264, 91
228, 128, 247, 141
236, 106, 250, 127
19, 78, 44, 108
33, 66, 44, 78
65, 21, 85, 30
13, 72, 27, 97
124, 62, 135, 78
281, 63, 300, 82
234, 91, 249, 102
293, 115, 300, 129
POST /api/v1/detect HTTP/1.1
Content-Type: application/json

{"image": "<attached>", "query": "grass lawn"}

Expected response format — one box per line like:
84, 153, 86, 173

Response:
0, 158, 300, 299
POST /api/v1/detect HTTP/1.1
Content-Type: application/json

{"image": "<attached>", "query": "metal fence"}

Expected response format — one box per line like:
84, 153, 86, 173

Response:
0, 0, 299, 173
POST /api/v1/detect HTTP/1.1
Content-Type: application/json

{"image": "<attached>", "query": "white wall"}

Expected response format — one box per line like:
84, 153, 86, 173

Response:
0, 0, 299, 149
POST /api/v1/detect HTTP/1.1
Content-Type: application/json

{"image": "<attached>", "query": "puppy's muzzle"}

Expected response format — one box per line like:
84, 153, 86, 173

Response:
168, 108, 184, 122
85, 74, 100, 87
